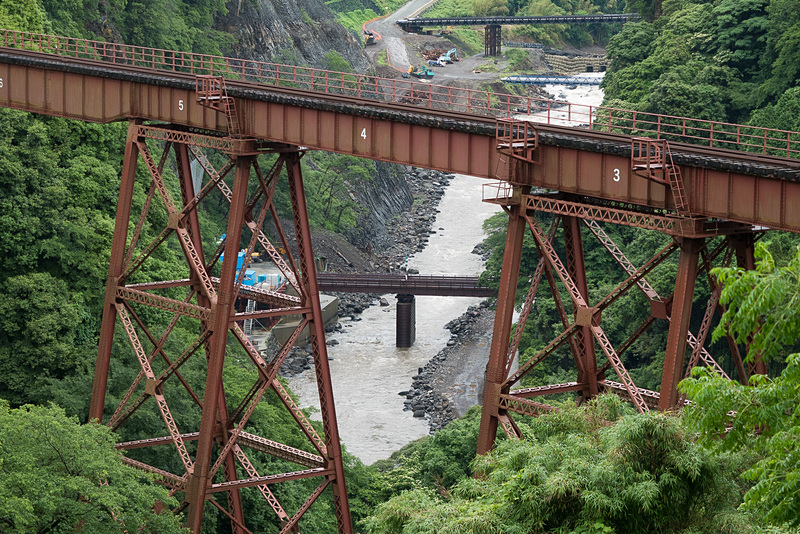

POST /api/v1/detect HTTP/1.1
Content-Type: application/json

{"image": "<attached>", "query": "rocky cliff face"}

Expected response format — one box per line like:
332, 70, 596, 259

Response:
218, 0, 371, 72
217, 0, 414, 257
347, 162, 414, 252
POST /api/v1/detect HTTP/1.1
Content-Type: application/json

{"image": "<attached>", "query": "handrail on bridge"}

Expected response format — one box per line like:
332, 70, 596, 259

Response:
2, 28, 799, 159
396, 13, 639, 28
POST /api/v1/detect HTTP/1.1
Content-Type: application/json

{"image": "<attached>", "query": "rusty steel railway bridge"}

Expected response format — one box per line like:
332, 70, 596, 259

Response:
2, 29, 800, 533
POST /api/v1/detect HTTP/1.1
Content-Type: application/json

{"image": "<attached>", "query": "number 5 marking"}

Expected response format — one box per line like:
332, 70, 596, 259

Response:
178, 99, 184, 111
360, 128, 367, 140
0, 78, 4, 88
613, 168, 621, 182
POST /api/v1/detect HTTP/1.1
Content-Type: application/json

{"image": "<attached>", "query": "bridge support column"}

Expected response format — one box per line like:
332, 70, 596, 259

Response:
564, 216, 599, 398
287, 152, 353, 533
90, 124, 352, 533
90, 119, 141, 422
476, 188, 762, 454
477, 201, 526, 455
396, 294, 416, 347
659, 237, 702, 410
484, 25, 501, 56
187, 153, 254, 532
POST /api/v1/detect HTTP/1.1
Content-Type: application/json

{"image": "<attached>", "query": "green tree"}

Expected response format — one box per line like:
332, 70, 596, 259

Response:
0, 0, 46, 32
749, 86, 800, 132
0, 273, 83, 405
712, 0, 769, 80
680, 242, 800, 527
604, 21, 656, 72
365, 397, 759, 534
473, 0, 510, 16
643, 63, 727, 121
758, 0, 800, 102
0, 402, 186, 533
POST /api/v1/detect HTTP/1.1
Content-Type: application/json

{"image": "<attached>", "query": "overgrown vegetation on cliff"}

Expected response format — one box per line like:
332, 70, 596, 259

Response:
602, 0, 799, 127
469, 0, 800, 531
326, 0, 406, 39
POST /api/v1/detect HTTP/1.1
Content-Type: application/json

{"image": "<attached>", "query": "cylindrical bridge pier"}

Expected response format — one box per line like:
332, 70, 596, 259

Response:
396, 294, 416, 348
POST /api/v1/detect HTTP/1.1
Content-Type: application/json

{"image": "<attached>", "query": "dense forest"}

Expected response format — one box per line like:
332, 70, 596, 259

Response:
0, 0, 799, 532
466, 0, 800, 531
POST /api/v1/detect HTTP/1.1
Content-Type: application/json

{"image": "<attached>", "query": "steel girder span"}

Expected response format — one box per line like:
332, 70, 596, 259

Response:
1, 43, 800, 232
2, 30, 800, 532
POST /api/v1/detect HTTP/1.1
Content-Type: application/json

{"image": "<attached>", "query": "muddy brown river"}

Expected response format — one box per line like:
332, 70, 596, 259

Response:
288, 174, 501, 464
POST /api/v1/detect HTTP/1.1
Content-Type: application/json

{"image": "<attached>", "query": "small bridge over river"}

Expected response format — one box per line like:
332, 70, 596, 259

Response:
317, 273, 496, 347
2, 28, 800, 533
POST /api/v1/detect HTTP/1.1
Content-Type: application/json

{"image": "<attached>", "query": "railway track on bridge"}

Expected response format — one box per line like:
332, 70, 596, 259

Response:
2, 38, 798, 185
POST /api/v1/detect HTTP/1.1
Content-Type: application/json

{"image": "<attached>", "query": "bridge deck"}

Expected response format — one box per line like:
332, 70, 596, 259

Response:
316, 273, 495, 297
2, 29, 800, 233
396, 14, 639, 31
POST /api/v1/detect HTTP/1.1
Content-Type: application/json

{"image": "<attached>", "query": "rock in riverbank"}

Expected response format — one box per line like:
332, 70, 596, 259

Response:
401, 301, 494, 432
275, 167, 456, 377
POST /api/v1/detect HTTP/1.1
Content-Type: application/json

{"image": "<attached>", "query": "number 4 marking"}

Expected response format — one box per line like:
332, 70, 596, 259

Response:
360, 128, 367, 140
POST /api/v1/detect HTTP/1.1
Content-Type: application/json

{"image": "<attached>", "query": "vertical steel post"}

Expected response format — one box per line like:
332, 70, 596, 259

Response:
563, 216, 598, 397
659, 237, 702, 410
186, 155, 253, 532
175, 144, 245, 531
731, 233, 767, 376
286, 152, 353, 533
477, 202, 526, 455
90, 120, 141, 423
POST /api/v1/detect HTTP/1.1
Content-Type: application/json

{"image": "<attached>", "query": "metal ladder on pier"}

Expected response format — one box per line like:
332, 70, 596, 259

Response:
496, 118, 540, 182
631, 137, 689, 214
195, 75, 241, 137
496, 118, 539, 163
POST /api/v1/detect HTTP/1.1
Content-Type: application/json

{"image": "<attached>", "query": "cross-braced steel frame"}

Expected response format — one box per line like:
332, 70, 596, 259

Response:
89, 120, 352, 533
477, 187, 762, 454
484, 24, 502, 56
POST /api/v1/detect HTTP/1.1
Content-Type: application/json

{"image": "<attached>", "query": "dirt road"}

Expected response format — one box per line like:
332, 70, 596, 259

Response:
364, 1, 512, 83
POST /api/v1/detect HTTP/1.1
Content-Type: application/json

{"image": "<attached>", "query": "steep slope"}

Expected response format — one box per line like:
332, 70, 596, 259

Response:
217, 0, 372, 72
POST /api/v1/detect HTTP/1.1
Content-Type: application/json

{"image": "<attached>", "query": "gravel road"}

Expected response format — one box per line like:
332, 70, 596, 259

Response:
364, 0, 516, 83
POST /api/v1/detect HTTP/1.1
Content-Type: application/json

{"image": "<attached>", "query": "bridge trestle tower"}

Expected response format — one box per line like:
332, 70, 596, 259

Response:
89, 114, 352, 532
484, 24, 502, 56
477, 121, 763, 454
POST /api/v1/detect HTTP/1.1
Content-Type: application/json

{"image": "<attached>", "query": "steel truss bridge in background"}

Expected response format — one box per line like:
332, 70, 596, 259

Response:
1, 28, 800, 533
502, 75, 604, 86
396, 13, 639, 56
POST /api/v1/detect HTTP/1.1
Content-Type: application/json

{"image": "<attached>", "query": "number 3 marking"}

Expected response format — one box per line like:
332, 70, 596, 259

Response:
178, 99, 184, 111
613, 168, 621, 182
0, 78, 4, 88
360, 128, 367, 140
